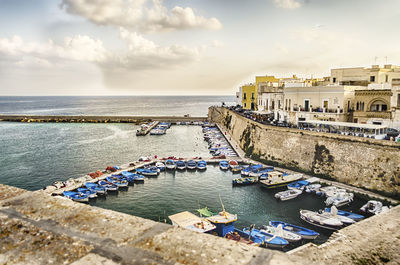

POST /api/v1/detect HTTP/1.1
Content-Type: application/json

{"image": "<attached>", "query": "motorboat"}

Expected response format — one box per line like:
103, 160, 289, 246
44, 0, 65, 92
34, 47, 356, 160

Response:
242, 227, 289, 249
248, 164, 264, 177
305, 184, 321, 193
319, 206, 356, 225
77, 187, 98, 199
261, 224, 302, 242
62, 191, 89, 202
155, 162, 166, 171
165, 159, 176, 170
186, 160, 197, 170
287, 180, 309, 190
225, 229, 260, 246
219, 161, 229, 170
240, 166, 251, 176
269, 221, 319, 240
232, 177, 258, 186
98, 180, 118, 191
324, 207, 364, 221
176, 160, 186, 170
197, 160, 207, 170
318, 186, 346, 197
360, 200, 390, 215
274, 189, 302, 201
300, 209, 343, 230
85, 182, 106, 195
325, 192, 354, 207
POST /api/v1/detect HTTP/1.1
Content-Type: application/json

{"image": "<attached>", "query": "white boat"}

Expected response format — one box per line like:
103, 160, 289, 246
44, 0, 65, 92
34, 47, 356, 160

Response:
319, 186, 346, 197
155, 162, 165, 171
274, 189, 302, 201
305, 184, 321, 193
300, 209, 343, 230
360, 200, 390, 215
321, 206, 355, 225
229, 160, 239, 169
261, 224, 302, 242
325, 192, 354, 207
169, 211, 216, 233
165, 159, 176, 170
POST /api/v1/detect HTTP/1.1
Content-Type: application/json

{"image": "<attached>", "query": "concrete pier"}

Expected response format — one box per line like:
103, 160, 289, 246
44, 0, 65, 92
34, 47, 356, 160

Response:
136, 121, 159, 136
0, 114, 207, 123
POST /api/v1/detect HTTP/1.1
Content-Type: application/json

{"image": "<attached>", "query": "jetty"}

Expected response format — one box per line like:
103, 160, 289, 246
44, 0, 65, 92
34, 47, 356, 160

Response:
0, 114, 207, 124
136, 121, 159, 136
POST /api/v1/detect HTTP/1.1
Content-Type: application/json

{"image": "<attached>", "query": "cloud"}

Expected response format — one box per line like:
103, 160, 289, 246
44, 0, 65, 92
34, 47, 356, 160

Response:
60, 0, 222, 32
274, 0, 302, 9
0, 30, 204, 71
0, 35, 107, 66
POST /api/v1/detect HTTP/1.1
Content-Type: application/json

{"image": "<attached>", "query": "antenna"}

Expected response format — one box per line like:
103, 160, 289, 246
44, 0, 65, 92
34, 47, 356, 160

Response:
219, 194, 226, 213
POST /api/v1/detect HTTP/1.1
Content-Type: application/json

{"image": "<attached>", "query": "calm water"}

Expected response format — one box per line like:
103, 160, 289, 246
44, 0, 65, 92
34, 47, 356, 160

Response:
0, 96, 235, 116
0, 96, 369, 247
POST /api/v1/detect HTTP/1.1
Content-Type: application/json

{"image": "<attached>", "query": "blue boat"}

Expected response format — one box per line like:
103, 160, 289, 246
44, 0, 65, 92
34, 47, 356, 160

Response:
232, 177, 258, 186
77, 187, 98, 199
165, 159, 176, 170
105, 177, 128, 188
269, 221, 319, 240
176, 160, 186, 170
288, 180, 310, 190
219, 161, 229, 170
240, 166, 251, 176
242, 228, 288, 249
156, 162, 166, 171
136, 168, 158, 176
186, 160, 197, 170
197, 160, 207, 170
63, 191, 89, 202
131, 173, 145, 182
324, 208, 364, 221
85, 183, 107, 195
98, 180, 118, 191
120, 171, 136, 182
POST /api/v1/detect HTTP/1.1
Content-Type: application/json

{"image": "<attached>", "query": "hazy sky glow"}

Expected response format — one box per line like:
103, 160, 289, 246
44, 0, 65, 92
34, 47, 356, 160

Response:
1, 0, 400, 96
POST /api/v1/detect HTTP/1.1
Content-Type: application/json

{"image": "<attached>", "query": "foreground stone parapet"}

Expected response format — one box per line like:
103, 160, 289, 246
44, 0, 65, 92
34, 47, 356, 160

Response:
0, 184, 301, 265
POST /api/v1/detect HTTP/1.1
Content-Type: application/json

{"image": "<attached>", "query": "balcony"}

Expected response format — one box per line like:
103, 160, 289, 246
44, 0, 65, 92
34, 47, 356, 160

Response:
291, 107, 344, 113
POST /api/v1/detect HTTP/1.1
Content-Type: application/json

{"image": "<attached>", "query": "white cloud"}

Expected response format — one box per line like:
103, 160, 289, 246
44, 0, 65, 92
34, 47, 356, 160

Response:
0, 31, 204, 71
60, 0, 222, 32
274, 0, 302, 9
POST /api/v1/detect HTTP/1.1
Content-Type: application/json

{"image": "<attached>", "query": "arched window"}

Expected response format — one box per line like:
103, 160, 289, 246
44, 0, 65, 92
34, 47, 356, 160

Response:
356, 102, 359, 110
370, 100, 388, 112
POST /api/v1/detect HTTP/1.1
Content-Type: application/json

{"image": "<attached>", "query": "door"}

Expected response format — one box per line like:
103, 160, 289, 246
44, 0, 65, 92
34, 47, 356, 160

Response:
304, 100, 310, 111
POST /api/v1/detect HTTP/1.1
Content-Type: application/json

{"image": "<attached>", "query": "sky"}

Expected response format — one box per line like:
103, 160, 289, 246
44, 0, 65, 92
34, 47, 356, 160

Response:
0, 0, 400, 96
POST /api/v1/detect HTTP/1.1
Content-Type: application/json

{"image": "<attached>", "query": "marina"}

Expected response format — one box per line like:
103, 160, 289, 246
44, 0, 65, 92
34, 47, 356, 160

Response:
34, 122, 393, 251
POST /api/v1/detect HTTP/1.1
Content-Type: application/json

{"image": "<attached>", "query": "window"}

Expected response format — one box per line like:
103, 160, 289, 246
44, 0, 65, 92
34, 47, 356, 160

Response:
333, 77, 336, 83
243, 93, 247, 100
244, 102, 247, 108
370, 76, 375, 82
289, 99, 291, 111
386, 75, 389, 83
370, 100, 387, 112
251, 93, 255, 100
304, 99, 310, 111
323, 100, 329, 109
398, 94, 400, 108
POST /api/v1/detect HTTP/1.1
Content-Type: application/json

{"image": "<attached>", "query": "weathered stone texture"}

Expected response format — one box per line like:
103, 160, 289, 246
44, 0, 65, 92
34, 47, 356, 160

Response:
209, 107, 400, 197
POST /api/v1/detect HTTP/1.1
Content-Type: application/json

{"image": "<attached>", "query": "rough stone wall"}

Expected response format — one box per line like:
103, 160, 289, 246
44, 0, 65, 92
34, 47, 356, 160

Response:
209, 107, 400, 198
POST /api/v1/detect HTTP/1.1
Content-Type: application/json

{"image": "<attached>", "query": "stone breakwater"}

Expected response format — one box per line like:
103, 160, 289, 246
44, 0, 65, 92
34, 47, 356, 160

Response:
0, 115, 207, 124
208, 107, 400, 198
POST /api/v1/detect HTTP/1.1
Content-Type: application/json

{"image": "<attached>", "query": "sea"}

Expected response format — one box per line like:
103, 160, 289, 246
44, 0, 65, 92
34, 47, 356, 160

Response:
0, 96, 369, 248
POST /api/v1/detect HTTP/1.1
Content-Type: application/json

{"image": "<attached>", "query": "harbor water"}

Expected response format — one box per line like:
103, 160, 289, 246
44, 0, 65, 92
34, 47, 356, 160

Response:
0, 96, 369, 247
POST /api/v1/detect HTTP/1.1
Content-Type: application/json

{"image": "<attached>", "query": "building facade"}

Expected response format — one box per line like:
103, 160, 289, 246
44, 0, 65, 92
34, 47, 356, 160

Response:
241, 84, 256, 110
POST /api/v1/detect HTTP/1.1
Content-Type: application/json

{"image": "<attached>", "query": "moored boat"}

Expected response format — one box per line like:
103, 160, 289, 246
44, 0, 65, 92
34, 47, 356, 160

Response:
232, 176, 258, 186
288, 180, 309, 190
186, 160, 197, 170
261, 224, 302, 242
196, 160, 207, 170
242, 227, 289, 249
136, 168, 159, 176
305, 184, 321, 193
225, 229, 260, 246
269, 221, 319, 240
324, 207, 364, 221
176, 160, 186, 170
77, 187, 98, 199
360, 200, 390, 215
320, 206, 355, 225
228, 160, 239, 169
106, 176, 129, 187
155, 162, 166, 171
85, 182, 107, 195
274, 189, 302, 201
98, 180, 118, 191
300, 209, 343, 230
325, 192, 354, 207
219, 160, 229, 170
165, 159, 177, 170
259, 172, 303, 189
62, 191, 89, 202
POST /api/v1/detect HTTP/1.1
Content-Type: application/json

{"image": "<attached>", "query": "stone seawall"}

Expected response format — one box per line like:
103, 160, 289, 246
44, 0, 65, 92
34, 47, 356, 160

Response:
208, 107, 400, 198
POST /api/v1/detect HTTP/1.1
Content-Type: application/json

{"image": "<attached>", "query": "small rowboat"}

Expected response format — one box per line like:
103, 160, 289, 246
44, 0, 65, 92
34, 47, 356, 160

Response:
269, 221, 319, 240
63, 191, 89, 202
